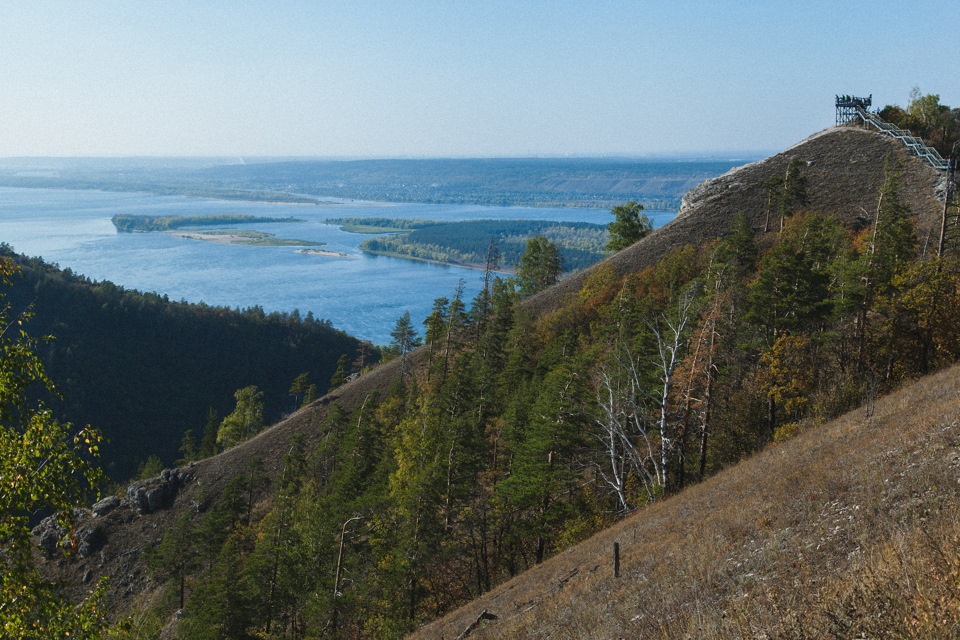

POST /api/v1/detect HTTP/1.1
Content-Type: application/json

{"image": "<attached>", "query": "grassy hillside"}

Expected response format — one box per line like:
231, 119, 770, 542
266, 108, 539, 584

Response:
34, 124, 958, 638
411, 362, 960, 638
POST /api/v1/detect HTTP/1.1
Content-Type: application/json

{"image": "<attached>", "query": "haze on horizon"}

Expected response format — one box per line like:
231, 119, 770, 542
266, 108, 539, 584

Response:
1, 0, 957, 159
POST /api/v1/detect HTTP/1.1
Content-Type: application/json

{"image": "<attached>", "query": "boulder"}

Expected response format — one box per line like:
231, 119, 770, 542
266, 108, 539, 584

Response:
92, 495, 120, 517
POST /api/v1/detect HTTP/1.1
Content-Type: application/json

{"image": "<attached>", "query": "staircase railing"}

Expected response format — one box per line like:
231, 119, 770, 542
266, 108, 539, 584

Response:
854, 106, 950, 170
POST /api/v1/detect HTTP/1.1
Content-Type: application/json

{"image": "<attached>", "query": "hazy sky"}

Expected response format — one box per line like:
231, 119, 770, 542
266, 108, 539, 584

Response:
1, 1, 957, 158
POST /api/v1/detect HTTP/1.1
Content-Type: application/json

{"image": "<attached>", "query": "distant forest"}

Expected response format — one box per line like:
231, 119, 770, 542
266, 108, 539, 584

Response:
340, 218, 609, 271
0, 156, 746, 209
2, 246, 373, 480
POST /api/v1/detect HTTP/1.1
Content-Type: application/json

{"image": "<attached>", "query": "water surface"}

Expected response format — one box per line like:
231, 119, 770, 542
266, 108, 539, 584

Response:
0, 187, 674, 344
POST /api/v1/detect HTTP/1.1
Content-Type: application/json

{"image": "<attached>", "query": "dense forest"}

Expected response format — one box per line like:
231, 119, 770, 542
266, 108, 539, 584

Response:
130, 153, 960, 638
344, 218, 609, 272
1, 246, 374, 480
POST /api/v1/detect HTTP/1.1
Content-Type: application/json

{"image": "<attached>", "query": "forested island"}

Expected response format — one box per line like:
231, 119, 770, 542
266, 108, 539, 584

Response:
112, 213, 303, 232
326, 217, 609, 271
112, 214, 325, 247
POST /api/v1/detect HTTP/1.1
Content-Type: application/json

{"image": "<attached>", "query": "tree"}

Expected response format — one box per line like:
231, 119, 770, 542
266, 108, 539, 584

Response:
515, 235, 562, 297
217, 385, 265, 449
606, 201, 652, 251
144, 513, 198, 611
390, 311, 422, 378
0, 259, 111, 637
198, 407, 220, 459
880, 89, 959, 156
289, 372, 318, 410
762, 158, 808, 233
177, 429, 197, 465
329, 355, 350, 390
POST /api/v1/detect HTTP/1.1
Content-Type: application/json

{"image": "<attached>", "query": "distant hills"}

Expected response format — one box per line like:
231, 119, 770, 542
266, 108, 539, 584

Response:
197, 157, 747, 209
0, 156, 747, 209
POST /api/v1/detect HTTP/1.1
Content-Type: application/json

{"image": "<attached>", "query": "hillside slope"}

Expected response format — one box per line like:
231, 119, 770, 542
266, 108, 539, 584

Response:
525, 126, 942, 318
37, 124, 950, 631
410, 361, 960, 638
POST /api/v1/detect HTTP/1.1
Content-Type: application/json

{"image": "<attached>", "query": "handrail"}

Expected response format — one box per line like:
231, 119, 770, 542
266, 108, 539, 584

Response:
854, 106, 949, 170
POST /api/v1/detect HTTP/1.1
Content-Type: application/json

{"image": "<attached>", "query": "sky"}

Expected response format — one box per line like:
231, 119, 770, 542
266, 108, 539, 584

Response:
1, 1, 957, 158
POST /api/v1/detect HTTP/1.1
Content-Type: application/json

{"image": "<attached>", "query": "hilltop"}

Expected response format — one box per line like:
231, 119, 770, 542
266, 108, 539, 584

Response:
35, 123, 956, 637
525, 126, 942, 317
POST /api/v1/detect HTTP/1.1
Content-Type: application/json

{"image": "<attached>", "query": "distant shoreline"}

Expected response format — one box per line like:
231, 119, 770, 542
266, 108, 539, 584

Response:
170, 230, 325, 248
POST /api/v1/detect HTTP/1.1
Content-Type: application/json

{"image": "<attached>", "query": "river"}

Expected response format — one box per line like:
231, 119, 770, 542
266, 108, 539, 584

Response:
0, 187, 674, 344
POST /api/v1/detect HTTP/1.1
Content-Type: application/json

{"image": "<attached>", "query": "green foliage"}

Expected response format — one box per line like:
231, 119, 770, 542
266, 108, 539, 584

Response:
325, 356, 346, 394
289, 372, 318, 410
325, 217, 437, 233
515, 235, 563, 297
217, 386, 265, 449
198, 408, 220, 460
135, 454, 165, 480
389, 311, 422, 357
176, 429, 197, 465
606, 200, 653, 251
717, 211, 759, 277
0, 259, 112, 637
879, 88, 960, 156
748, 213, 845, 338
762, 158, 808, 232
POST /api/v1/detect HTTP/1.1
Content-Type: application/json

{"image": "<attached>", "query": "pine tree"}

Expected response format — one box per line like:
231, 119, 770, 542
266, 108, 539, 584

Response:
515, 235, 562, 297
329, 354, 350, 390
198, 407, 220, 459
390, 311, 422, 379
177, 429, 197, 465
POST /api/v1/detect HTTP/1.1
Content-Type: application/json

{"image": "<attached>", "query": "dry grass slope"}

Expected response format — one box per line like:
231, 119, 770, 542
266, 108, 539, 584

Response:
410, 363, 960, 639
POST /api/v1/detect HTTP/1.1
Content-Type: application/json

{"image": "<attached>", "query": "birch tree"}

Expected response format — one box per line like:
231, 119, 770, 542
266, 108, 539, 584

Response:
593, 281, 700, 508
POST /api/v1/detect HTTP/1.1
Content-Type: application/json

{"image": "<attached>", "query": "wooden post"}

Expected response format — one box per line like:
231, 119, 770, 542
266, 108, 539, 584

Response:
614, 542, 620, 578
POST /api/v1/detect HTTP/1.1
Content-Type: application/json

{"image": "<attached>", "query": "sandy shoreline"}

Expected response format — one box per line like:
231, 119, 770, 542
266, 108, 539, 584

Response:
296, 248, 356, 258
173, 231, 253, 244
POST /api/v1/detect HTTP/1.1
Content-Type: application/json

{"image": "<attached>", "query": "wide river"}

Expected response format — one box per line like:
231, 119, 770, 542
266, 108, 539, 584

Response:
0, 187, 674, 344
